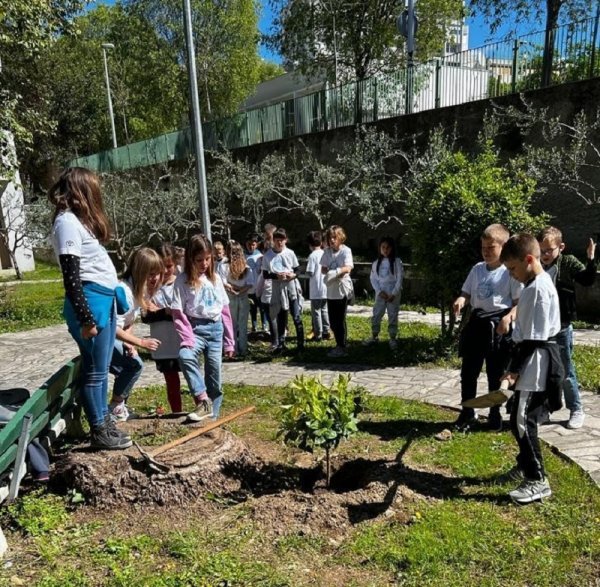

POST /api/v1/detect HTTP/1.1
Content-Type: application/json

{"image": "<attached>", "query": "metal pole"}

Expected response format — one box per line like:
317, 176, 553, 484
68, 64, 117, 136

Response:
405, 0, 416, 114
182, 0, 212, 241
101, 44, 118, 150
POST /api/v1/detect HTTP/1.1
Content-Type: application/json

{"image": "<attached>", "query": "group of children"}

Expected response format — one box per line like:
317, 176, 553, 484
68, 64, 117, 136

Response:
50, 167, 594, 506
454, 223, 595, 504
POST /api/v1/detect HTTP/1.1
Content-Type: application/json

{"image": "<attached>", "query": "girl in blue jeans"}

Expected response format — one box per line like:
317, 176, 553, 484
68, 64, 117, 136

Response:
171, 234, 235, 423
49, 167, 131, 450
108, 248, 162, 421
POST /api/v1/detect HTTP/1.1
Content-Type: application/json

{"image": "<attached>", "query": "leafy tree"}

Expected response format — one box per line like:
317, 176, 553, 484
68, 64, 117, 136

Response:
468, 0, 595, 87
279, 374, 364, 487
0, 0, 87, 174
267, 0, 465, 82
406, 132, 547, 332
127, 0, 263, 117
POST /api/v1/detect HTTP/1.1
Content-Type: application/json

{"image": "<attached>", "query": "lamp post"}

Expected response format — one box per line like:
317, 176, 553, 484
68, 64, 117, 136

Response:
101, 43, 118, 150
182, 0, 212, 240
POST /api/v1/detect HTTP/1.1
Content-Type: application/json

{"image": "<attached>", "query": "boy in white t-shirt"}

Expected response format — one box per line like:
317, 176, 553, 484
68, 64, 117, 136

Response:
262, 228, 304, 354
453, 224, 522, 432
499, 233, 563, 505
305, 231, 330, 342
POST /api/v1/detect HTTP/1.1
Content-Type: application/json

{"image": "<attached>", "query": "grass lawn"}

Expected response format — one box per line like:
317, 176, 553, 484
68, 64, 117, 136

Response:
0, 260, 61, 283
2, 382, 599, 586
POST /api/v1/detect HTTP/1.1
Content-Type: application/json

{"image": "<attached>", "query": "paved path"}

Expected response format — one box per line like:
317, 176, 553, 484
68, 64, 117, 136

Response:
1, 313, 600, 486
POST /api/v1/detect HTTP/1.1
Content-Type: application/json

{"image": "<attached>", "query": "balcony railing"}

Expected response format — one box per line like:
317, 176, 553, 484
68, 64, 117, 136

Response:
70, 14, 600, 173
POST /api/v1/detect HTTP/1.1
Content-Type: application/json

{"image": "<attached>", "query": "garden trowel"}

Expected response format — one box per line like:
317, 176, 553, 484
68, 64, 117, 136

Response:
461, 380, 513, 409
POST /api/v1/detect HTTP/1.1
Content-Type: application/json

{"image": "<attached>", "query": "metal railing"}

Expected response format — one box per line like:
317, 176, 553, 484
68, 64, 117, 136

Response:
70, 14, 600, 173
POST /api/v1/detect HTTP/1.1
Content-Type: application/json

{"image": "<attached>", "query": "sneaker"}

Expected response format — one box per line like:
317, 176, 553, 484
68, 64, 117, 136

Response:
567, 410, 585, 429
389, 339, 398, 351
90, 423, 133, 450
322, 332, 332, 340
186, 397, 213, 423
454, 413, 478, 433
495, 465, 524, 484
109, 401, 130, 422
306, 331, 316, 341
488, 409, 503, 432
313, 336, 323, 342
509, 477, 551, 504
362, 337, 378, 346
104, 415, 131, 441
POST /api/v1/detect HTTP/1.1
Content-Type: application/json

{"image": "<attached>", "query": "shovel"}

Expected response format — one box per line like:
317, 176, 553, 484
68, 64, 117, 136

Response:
133, 405, 255, 474
461, 380, 513, 409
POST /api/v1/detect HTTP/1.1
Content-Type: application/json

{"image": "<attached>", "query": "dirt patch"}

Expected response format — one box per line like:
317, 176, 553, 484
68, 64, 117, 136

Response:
51, 417, 431, 538
52, 421, 259, 507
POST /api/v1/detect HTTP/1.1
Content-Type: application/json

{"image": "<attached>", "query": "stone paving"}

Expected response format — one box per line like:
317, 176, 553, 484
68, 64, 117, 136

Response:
1, 308, 599, 486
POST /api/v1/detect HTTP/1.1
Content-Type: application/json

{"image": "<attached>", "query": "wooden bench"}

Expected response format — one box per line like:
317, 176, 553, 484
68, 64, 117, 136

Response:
0, 357, 82, 553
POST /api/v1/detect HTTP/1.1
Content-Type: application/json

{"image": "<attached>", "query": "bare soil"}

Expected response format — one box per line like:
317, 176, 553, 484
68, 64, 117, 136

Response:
51, 415, 428, 539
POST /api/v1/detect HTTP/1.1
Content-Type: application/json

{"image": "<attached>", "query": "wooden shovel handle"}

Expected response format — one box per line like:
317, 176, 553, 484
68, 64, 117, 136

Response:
151, 406, 255, 458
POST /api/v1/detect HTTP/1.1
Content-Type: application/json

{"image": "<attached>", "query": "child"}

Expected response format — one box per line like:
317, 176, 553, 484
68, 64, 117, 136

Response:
453, 224, 522, 432
142, 243, 183, 413
171, 234, 235, 423
499, 233, 563, 504
320, 225, 354, 358
262, 223, 276, 252
109, 247, 163, 421
262, 228, 304, 354
365, 236, 404, 350
537, 227, 596, 429
174, 246, 185, 275
245, 232, 267, 333
305, 230, 330, 342
49, 167, 131, 450
221, 240, 255, 356
214, 240, 227, 279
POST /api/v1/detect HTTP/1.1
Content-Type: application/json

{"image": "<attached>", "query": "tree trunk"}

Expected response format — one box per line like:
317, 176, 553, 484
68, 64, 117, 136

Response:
541, 0, 562, 87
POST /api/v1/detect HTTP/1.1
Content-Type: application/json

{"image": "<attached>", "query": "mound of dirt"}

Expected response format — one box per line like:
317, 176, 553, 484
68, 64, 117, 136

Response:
53, 426, 259, 507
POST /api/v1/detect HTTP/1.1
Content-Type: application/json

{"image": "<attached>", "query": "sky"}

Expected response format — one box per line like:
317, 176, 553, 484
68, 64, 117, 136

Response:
89, 0, 556, 64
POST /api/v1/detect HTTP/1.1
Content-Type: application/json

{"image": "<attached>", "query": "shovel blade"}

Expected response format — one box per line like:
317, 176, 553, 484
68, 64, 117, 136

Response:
461, 390, 513, 409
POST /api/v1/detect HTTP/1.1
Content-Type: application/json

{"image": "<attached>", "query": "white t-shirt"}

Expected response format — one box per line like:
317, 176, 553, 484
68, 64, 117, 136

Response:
320, 245, 354, 300
245, 250, 262, 295
262, 247, 299, 275
461, 262, 522, 315
116, 279, 139, 329
150, 281, 180, 360
513, 271, 561, 392
370, 257, 404, 296
306, 249, 327, 300
219, 263, 256, 292
171, 272, 229, 321
52, 211, 118, 289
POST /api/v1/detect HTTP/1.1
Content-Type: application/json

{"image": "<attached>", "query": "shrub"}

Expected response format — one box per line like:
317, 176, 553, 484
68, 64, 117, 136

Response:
278, 374, 365, 487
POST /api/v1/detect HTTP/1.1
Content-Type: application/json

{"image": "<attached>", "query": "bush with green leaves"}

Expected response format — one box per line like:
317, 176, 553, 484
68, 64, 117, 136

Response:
278, 374, 365, 487
406, 139, 548, 332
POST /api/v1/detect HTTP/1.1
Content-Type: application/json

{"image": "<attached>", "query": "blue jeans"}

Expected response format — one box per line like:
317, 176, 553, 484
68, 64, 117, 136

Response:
555, 325, 582, 412
66, 304, 116, 427
110, 340, 143, 400
310, 299, 330, 337
178, 318, 224, 418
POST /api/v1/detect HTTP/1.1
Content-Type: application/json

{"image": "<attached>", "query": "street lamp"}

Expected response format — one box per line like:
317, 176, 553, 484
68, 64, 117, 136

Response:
182, 0, 212, 240
101, 43, 118, 150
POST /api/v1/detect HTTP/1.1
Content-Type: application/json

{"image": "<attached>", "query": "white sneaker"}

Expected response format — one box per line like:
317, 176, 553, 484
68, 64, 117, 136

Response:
389, 339, 398, 350
567, 410, 585, 429
109, 401, 130, 422
362, 337, 378, 346
509, 477, 551, 504
186, 397, 213, 423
